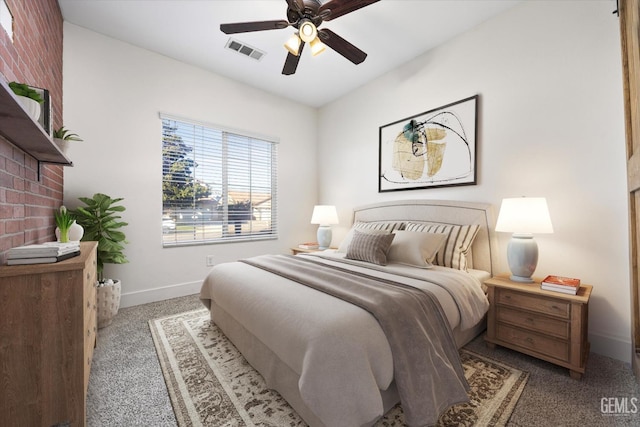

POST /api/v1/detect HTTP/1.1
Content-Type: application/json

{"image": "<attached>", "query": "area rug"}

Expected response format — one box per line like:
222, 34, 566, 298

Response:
149, 309, 529, 427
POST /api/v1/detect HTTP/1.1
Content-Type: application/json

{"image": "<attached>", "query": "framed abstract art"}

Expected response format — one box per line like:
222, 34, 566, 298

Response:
379, 95, 478, 192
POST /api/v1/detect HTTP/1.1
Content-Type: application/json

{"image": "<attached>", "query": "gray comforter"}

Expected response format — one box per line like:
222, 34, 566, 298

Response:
241, 254, 469, 426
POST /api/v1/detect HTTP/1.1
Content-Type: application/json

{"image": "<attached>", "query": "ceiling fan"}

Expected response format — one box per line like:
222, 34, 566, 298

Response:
220, 0, 380, 75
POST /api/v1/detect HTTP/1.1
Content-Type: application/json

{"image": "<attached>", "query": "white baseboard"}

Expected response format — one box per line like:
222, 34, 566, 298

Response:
119, 280, 202, 308
590, 331, 632, 364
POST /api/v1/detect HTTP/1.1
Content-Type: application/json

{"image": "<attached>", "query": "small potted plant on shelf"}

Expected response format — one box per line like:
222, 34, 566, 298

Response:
53, 126, 83, 155
54, 206, 75, 243
9, 82, 44, 121
72, 193, 128, 328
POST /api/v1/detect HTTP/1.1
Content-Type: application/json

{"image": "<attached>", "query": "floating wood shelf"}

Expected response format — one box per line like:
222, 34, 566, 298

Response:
0, 78, 71, 165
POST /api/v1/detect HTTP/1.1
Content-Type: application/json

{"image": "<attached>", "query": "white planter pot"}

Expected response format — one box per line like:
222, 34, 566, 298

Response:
54, 138, 70, 155
15, 95, 41, 122
97, 279, 122, 329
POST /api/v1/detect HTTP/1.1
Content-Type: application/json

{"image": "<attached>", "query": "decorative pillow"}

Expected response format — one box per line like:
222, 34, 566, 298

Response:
345, 230, 396, 265
405, 222, 480, 271
337, 221, 405, 253
386, 231, 448, 268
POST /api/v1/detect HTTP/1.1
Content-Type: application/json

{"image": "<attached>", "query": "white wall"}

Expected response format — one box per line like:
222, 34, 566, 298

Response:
318, 2, 631, 362
62, 23, 318, 306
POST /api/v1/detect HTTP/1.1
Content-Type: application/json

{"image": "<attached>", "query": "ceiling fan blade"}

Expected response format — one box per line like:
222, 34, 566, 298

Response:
319, 0, 380, 21
220, 20, 289, 34
318, 28, 367, 64
282, 42, 305, 75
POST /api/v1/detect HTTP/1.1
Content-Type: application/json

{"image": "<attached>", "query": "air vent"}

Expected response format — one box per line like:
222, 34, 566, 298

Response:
225, 38, 265, 61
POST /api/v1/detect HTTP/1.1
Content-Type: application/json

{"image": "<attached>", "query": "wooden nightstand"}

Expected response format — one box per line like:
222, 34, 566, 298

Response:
484, 276, 592, 379
291, 247, 321, 255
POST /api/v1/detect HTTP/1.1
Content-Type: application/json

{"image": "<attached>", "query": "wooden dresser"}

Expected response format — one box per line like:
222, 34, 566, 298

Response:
0, 241, 98, 426
484, 275, 592, 379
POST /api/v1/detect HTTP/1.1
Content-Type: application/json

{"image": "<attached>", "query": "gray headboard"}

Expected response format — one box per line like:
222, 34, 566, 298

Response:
352, 199, 498, 275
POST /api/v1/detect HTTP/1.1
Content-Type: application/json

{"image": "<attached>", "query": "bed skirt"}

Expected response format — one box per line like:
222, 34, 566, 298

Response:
207, 300, 486, 427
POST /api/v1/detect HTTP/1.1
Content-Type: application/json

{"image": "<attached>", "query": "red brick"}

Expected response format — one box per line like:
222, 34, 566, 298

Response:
0, 0, 63, 257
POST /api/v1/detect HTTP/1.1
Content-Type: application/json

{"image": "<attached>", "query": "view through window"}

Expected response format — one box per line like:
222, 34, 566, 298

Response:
161, 115, 277, 246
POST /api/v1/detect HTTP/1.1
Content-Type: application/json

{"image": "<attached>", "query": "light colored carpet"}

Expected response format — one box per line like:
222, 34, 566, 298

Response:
87, 294, 640, 426
149, 309, 528, 427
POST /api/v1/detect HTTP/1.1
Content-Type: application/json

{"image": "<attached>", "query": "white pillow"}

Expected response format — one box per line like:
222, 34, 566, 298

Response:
387, 231, 448, 268
405, 222, 480, 271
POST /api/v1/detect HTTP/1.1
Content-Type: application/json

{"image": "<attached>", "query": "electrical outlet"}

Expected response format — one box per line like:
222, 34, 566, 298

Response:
206, 255, 215, 267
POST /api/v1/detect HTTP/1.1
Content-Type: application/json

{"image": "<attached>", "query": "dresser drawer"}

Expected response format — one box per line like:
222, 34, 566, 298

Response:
496, 323, 569, 361
497, 289, 570, 319
497, 306, 569, 339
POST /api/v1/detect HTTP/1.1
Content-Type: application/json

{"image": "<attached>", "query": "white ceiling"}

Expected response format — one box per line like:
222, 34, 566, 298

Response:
58, 0, 521, 108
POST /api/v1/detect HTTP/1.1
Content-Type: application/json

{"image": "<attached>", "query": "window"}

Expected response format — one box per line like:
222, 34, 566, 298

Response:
161, 114, 277, 246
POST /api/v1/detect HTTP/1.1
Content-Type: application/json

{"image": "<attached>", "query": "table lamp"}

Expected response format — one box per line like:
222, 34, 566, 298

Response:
495, 197, 553, 283
311, 205, 339, 250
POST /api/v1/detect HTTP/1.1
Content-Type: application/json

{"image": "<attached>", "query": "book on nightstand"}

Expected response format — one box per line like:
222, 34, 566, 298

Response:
540, 275, 581, 295
298, 242, 319, 250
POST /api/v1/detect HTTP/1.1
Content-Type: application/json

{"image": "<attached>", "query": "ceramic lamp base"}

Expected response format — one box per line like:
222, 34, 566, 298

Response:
316, 225, 332, 250
507, 233, 538, 283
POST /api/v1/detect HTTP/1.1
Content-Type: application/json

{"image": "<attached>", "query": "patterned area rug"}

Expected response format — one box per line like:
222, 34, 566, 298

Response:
149, 309, 528, 427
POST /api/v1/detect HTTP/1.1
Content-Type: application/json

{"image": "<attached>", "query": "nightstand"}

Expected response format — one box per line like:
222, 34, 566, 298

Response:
484, 276, 592, 379
291, 247, 321, 255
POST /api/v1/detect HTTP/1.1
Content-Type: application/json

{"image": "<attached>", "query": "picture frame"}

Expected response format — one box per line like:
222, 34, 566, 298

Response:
378, 95, 478, 192
30, 86, 52, 137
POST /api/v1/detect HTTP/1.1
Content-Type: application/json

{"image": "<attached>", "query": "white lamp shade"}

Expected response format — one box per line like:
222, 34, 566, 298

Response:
284, 33, 301, 56
311, 205, 338, 225
299, 20, 317, 43
310, 37, 326, 56
495, 197, 553, 234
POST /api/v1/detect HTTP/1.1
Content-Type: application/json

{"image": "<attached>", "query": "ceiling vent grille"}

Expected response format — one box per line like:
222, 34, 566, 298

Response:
225, 38, 265, 61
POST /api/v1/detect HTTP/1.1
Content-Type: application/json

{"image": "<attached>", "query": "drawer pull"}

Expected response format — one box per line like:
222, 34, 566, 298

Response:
525, 337, 534, 344
526, 317, 534, 323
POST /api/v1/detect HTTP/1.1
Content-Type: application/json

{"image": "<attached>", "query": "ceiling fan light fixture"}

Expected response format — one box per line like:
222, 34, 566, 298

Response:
298, 19, 317, 43
284, 32, 301, 56
310, 37, 326, 56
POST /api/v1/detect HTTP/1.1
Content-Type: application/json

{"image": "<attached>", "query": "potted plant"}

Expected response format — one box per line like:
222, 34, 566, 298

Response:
53, 126, 83, 154
9, 82, 44, 121
72, 193, 128, 328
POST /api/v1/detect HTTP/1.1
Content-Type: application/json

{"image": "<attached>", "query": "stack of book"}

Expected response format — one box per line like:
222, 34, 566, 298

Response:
298, 242, 319, 250
6, 242, 81, 265
540, 275, 581, 295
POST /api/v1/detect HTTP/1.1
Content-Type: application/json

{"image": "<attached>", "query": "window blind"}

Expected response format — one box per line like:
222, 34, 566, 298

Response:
161, 114, 278, 247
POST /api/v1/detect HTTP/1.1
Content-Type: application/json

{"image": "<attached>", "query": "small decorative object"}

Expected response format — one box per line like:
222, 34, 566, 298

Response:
495, 197, 554, 283
310, 205, 339, 250
68, 220, 84, 241
73, 193, 128, 328
8, 81, 44, 122
54, 206, 75, 243
53, 126, 83, 155
379, 95, 478, 192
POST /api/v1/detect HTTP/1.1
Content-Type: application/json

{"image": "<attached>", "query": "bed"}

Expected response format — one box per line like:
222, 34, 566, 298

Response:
200, 199, 498, 427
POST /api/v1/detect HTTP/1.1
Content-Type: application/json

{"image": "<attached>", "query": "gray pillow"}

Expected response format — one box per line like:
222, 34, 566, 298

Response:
345, 229, 396, 265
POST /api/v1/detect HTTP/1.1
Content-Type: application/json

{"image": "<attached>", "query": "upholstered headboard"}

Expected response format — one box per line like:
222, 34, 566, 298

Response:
352, 199, 498, 275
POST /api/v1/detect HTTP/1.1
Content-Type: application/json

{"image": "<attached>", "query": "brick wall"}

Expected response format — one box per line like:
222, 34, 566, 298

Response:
0, 0, 63, 257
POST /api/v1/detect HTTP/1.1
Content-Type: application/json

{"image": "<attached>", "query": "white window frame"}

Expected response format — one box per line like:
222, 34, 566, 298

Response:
160, 113, 278, 247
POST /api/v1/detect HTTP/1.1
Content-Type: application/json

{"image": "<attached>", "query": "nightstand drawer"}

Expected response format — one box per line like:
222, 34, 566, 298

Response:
497, 324, 569, 361
497, 306, 569, 339
497, 289, 570, 319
